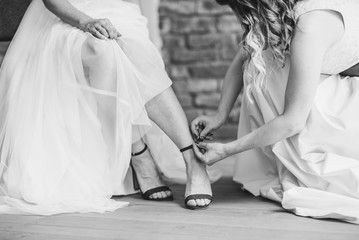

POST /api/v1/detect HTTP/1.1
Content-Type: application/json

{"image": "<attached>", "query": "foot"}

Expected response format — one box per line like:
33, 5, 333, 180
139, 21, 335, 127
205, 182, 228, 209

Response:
183, 148, 212, 208
131, 148, 173, 200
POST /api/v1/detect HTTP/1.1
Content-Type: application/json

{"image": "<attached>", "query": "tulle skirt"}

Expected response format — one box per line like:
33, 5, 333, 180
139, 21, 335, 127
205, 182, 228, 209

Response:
233, 51, 359, 224
0, 0, 195, 215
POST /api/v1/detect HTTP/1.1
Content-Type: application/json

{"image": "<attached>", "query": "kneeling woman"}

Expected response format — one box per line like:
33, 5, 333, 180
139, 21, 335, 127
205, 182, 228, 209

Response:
192, 0, 359, 223
0, 0, 214, 214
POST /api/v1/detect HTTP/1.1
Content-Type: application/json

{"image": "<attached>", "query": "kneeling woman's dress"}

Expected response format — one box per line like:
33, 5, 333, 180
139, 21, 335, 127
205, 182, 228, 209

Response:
233, 0, 359, 224
0, 0, 189, 215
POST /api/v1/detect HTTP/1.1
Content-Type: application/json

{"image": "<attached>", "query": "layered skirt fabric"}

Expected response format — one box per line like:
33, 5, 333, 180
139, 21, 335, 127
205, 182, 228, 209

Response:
0, 0, 195, 215
233, 51, 359, 224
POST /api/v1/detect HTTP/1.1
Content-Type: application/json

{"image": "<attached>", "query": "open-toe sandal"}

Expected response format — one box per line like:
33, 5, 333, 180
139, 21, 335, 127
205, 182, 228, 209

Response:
131, 144, 174, 201
180, 144, 213, 210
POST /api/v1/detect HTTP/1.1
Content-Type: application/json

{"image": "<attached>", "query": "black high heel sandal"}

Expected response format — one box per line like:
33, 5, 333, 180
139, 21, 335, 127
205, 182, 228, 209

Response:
180, 144, 213, 210
131, 144, 174, 201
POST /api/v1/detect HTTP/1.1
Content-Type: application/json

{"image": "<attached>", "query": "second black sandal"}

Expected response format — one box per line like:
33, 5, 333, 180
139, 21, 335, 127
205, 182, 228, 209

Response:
131, 144, 174, 201
180, 144, 213, 210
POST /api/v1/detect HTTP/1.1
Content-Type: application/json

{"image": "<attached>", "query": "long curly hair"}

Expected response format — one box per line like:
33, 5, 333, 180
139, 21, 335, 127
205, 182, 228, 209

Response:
216, 0, 299, 95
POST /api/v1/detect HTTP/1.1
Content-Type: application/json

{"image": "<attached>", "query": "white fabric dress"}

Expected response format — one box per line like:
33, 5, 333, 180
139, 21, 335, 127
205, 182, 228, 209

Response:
233, 0, 359, 224
0, 0, 223, 215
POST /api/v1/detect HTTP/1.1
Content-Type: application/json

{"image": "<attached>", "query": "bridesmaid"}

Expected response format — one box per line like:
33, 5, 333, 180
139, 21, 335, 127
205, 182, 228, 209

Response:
192, 0, 359, 223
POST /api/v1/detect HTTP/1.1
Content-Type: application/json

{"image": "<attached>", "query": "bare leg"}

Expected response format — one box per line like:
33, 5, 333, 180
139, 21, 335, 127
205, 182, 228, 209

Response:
82, 38, 170, 199
82, 38, 211, 206
145, 87, 212, 207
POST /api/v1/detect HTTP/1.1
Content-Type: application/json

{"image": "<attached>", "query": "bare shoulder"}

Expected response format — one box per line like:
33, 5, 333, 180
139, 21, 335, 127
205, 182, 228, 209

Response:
296, 9, 345, 44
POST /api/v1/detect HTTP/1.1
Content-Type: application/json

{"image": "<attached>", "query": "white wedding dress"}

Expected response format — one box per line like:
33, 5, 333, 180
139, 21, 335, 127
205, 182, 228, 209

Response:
233, 0, 359, 224
0, 0, 221, 215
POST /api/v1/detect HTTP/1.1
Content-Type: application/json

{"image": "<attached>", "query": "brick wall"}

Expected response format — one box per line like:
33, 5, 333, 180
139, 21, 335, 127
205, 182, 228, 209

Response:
159, 0, 243, 140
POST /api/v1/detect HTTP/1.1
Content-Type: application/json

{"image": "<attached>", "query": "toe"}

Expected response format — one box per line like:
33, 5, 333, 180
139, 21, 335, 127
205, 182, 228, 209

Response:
187, 199, 197, 207
156, 192, 162, 199
160, 191, 166, 199
195, 199, 202, 206
151, 193, 158, 199
166, 190, 172, 197
204, 199, 211, 205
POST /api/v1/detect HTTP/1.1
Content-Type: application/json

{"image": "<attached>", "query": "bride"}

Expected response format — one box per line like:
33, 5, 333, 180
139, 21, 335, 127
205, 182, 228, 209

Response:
192, 0, 359, 223
0, 0, 215, 215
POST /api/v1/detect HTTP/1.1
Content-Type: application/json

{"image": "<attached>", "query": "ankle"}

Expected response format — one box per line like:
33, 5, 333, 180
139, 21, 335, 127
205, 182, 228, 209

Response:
181, 148, 194, 166
132, 140, 147, 154
132, 143, 148, 157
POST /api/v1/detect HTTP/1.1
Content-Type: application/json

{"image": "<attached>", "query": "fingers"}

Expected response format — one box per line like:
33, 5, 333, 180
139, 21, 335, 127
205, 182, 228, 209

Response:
86, 19, 121, 40
100, 19, 121, 39
204, 134, 214, 141
190, 119, 200, 138
199, 125, 213, 140
95, 25, 110, 39
191, 118, 209, 141
197, 142, 208, 150
196, 142, 208, 156
90, 28, 108, 40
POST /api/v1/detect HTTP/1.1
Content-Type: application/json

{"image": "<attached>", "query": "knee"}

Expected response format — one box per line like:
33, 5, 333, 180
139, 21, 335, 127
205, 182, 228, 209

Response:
82, 38, 113, 59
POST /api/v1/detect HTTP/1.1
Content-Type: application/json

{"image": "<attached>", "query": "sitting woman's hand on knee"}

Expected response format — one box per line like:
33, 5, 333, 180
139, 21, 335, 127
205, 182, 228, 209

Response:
79, 18, 121, 40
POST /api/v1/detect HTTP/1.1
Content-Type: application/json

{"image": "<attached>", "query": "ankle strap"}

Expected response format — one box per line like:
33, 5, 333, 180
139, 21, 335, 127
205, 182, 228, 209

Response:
180, 144, 193, 153
132, 144, 148, 157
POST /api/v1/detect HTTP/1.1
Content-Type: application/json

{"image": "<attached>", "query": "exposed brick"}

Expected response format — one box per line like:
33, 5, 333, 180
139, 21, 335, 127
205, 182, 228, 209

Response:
217, 15, 241, 33
172, 80, 188, 93
187, 34, 221, 49
197, 0, 233, 15
185, 108, 205, 122
160, 0, 243, 126
159, 1, 196, 15
187, 79, 218, 93
194, 93, 221, 108
188, 63, 230, 79
172, 48, 217, 63
170, 16, 217, 34
168, 65, 190, 80
162, 35, 185, 48
176, 93, 193, 108
159, 17, 171, 34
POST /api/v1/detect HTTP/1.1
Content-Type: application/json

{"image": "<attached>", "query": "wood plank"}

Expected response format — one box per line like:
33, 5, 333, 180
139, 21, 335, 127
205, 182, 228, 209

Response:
0, 158, 358, 240
0, 231, 98, 240
0, 220, 357, 240
33, 209, 359, 234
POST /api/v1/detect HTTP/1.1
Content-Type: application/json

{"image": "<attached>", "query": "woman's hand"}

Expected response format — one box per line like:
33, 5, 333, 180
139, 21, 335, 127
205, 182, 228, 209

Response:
191, 114, 225, 142
193, 142, 228, 166
79, 18, 121, 40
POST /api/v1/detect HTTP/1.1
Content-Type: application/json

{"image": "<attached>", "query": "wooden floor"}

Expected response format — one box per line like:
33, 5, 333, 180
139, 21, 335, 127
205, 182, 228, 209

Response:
0, 159, 358, 240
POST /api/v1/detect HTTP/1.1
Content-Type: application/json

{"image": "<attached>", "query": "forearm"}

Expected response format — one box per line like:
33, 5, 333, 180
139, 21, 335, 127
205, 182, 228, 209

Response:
225, 115, 302, 155
217, 51, 246, 121
43, 0, 92, 29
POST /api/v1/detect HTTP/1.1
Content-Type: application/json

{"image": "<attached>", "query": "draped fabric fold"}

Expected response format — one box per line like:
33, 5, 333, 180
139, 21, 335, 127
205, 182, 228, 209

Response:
0, 0, 225, 215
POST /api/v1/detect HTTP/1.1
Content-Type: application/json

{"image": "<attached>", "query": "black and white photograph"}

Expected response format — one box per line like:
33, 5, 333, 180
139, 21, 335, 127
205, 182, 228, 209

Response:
0, 0, 358, 239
